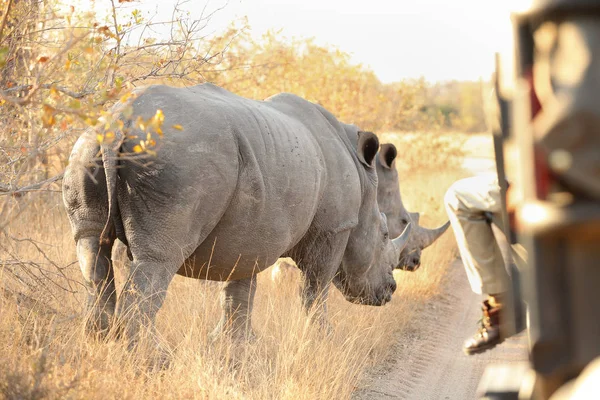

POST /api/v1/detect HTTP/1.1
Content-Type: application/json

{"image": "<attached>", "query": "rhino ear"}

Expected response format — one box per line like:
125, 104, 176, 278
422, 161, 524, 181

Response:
409, 211, 420, 224
379, 143, 397, 169
357, 131, 379, 168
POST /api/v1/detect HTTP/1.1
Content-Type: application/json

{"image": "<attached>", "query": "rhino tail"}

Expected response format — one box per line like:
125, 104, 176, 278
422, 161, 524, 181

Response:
99, 129, 127, 248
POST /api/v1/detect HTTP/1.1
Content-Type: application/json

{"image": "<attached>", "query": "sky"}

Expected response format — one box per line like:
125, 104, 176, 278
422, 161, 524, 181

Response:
85, 0, 529, 83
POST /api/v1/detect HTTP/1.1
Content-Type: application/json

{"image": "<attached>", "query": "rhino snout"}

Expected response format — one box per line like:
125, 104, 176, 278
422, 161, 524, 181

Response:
396, 249, 421, 271
336, 272, 396, 306
375, 279, 396, 305
367, 272, 396, 306
401, 257, 421, 271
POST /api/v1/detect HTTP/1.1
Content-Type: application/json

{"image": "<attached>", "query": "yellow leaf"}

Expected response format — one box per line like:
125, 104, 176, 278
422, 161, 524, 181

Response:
97, 134, 104, 143
97, 26, 116, 39
69, 99, 81, 109
154, 109, 165, 123
84, 47, 94, 55
42, 104, 56, 127
136, 116, 146, 131
42, 114, 55, 127
172, 124, 183, 131
85, 117, 98, 126
64, 59, 71, 71
120, 92, 132, 103
50, 86, 59, 98
105, 131, 115, 141
132, 144, 143, 153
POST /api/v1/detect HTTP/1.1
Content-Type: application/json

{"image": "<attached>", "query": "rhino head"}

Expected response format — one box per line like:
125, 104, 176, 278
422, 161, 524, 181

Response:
375, 143, 450, 271
333, 131, 412, 306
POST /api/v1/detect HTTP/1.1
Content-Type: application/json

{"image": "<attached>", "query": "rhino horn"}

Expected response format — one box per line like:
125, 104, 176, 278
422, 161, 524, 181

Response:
392, 222, 412, 252
416, 220, 451, 249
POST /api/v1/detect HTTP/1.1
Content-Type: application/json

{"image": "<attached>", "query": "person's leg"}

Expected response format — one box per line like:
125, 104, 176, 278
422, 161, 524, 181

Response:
445, 174, 511, 295
444, 174, 512, 354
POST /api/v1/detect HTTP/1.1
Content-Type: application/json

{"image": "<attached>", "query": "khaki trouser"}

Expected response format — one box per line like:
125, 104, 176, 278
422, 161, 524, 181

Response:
444, 174, 511, 295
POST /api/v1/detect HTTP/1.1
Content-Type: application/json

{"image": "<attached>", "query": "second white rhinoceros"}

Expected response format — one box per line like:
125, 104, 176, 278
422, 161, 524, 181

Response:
343, 125, 450, 271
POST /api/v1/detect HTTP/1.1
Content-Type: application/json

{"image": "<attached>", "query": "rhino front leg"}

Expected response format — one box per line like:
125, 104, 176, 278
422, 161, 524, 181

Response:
294, 230, 351, 331
210, 275, 257, 342
301, 268, 332, 319
76, 236, 116, 336
299, 265, 340, 335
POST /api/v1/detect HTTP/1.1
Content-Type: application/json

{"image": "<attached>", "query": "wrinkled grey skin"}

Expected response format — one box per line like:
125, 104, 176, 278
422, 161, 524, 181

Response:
62, 83, 411, 342
342, 125, 450, 271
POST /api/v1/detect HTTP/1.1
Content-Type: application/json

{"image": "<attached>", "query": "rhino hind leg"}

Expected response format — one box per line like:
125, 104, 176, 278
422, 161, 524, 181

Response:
115, 257, 182, 348
76, 236, 117, 336
209, 275, 257, 342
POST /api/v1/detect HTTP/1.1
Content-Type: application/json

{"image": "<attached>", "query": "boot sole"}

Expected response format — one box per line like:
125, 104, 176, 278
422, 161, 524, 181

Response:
463, 337, 505, 355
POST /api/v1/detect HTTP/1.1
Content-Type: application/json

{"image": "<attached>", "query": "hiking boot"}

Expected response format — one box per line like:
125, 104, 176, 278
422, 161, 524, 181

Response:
463, 299, 503, 355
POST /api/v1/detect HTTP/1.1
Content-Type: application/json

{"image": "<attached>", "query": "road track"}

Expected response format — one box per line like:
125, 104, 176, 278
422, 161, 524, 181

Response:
353, 261, 528, 400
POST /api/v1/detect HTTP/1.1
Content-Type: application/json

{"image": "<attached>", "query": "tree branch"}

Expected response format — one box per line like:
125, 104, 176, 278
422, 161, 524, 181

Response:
1, 83, 94, 99
0, 0, 14, 44
0, 172, 64, 196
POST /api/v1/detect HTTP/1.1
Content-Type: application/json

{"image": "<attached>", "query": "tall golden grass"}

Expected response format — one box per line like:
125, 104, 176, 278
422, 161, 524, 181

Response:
0, 131, 473, 399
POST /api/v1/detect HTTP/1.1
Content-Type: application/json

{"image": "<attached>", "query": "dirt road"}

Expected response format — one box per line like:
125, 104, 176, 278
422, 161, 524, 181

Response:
353, 134, 529, 400
353, 262, 528, 400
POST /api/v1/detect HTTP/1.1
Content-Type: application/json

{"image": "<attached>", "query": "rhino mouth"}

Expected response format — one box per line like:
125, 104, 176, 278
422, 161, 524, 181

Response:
396, 263, 421, 272
334, 270, 396, 306
343, 291, 394, 306
396, 251, 421, 271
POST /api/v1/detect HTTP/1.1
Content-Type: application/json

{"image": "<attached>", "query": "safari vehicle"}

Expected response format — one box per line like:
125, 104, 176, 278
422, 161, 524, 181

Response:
477, 1, 600, 399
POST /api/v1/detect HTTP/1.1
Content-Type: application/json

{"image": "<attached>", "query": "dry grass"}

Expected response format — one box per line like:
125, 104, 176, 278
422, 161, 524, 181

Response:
0, 131, 473, 400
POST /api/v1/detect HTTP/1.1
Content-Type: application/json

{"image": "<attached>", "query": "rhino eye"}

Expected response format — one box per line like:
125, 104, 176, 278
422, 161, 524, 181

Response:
383, 232, 389, 240
401, 219, 408, 225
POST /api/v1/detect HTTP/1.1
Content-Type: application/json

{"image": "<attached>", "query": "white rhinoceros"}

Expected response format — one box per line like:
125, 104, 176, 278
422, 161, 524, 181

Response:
62, 83, 411, 342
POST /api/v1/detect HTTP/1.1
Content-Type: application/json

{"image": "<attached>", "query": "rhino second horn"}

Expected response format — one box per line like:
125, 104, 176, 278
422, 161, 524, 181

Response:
392, 222, 412, 252
418, 220, 451, 249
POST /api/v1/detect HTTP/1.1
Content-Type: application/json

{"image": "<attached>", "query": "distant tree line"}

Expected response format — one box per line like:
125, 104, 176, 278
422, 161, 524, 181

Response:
0, 1, 488, 196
